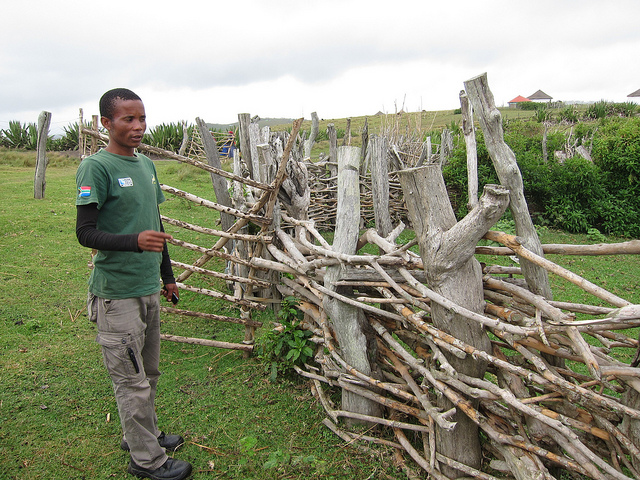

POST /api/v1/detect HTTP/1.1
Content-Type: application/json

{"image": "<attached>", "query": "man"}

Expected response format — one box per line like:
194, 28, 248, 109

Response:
76, 88, 192, 480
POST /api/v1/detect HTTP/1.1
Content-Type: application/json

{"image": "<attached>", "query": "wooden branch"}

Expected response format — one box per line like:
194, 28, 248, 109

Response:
80, 126, 271, 190
161, 184, 271, 225
485, 230, 631, 308
176, 282, 266, 310
160, 333, 252, 351
161, 215, 272, 243
160, 306, 262, 327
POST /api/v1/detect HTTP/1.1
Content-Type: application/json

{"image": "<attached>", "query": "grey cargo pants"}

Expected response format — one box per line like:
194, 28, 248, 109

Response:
89, 292, 168, 470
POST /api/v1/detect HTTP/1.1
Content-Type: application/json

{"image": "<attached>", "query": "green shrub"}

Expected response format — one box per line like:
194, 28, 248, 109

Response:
558, 105, 579, 124
50, 122, 80, 151
584, 100, 610, 120
143, 122, 192, 152
257, 296, 314, 381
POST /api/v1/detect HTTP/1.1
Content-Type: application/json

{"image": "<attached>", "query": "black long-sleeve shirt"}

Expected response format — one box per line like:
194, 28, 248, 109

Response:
76, 204, 175, 285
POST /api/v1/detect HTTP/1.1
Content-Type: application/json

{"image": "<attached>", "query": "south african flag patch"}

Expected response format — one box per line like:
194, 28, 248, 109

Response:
78, 186, 91, 198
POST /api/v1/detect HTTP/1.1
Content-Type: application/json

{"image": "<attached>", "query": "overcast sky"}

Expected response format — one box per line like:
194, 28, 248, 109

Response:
2, 0, 639, 135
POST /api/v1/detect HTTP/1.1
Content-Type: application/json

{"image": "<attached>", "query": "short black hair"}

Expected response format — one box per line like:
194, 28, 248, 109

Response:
99, 88, 142, 119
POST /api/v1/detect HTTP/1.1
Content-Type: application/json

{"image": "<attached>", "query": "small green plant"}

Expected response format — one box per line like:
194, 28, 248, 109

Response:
238, 436, 259, 468
534, 105, 552, 123
584, 100, 610, 120
587, 228, 606, 243
258, 296, 314, 381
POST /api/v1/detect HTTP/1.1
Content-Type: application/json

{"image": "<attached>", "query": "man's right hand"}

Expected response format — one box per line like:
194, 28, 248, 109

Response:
137, 230, 172, 252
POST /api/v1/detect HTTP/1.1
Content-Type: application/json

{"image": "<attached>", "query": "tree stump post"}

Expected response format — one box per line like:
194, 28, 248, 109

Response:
34, 111, 51, 199
399, 164, 509, 477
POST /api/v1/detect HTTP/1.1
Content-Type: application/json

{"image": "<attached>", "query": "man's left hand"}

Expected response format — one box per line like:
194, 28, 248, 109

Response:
161, 283, 179, 304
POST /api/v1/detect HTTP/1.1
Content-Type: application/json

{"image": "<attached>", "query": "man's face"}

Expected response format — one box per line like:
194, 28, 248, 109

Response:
101, 98, 146, 156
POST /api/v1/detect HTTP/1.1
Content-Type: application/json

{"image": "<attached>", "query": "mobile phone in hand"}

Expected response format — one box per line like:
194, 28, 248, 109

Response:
171, 292, 179, 305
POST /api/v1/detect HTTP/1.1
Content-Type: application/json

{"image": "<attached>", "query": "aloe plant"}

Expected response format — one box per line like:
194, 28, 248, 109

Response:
1, 120, 39, 149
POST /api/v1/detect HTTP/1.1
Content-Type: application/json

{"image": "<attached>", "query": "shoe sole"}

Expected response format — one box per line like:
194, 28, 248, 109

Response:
127, 463, 192, 480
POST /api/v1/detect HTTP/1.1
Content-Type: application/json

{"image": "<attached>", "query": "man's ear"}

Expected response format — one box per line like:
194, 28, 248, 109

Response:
100, 116, 111, 131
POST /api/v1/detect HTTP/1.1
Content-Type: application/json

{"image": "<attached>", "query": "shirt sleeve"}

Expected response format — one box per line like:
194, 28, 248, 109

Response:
76, 204, 140, 251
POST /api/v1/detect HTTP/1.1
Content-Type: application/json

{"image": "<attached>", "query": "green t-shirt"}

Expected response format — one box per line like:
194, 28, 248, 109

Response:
76, 149, 166, 299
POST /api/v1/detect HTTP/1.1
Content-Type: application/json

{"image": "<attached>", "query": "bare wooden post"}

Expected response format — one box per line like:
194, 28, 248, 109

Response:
78, 109, 86, 159
399, 165, 509, 477
324, 146, 382, 423
34, 111, 51, 199
464, 73, 552, 299
342, 118, 351, 146
370, 135, 393, 237
91, 115, 99, 155
178, 121, 189, 157
327, 123, 338, 179
304, 112, 319, 159
237, 113, 254, 178
248, 122, 262, 184
195, 117, 235, 231
460, 90, 478, 211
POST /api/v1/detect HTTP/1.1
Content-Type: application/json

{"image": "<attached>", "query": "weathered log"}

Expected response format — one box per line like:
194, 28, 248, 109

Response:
485, 230, 630, 308
370, 135, 393, 237
323, 145, 382, 423
160, 333, 252, 351
464, 73, 552, 299
34, 111, 51, 199
160, 306, 262, 327
460, 90, 478, 211
195, 117, 235, 231
304, 112, 319, 159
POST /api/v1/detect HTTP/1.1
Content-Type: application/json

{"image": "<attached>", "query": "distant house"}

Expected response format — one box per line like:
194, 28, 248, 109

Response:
628, 88, 640, 102
528, 90, 553, 103
508, 95, 532, 108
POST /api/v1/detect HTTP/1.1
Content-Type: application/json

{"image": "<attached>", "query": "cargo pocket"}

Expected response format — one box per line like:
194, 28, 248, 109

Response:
96, 331, 145, 386
87, 292, 98, 323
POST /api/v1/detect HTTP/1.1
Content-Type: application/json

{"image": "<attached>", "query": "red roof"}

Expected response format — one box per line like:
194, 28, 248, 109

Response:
508, 95, 531, 103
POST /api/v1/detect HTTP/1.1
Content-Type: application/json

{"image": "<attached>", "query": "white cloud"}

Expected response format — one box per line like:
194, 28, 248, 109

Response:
1, 0, 640, 135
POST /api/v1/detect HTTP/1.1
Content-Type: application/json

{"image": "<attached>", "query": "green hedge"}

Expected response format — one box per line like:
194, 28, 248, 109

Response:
444, 116, 640, 237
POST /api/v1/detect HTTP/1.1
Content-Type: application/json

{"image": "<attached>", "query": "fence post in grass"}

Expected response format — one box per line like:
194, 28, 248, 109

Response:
327, 123, 338, 179
323, 145, 382, 424
34, 110, 51, 199
90, 115, 99, 155
370, 135, 393, 237
459, 90, 478, 211
464, 72, 553, 299
195, 117, 235, 231
304, 111, 319, 160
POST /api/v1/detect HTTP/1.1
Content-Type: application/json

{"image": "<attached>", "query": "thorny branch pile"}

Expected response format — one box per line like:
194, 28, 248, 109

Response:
81, 102, 640, 480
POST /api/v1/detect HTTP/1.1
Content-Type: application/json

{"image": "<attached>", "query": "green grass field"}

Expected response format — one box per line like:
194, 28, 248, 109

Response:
0, 149, 638, 479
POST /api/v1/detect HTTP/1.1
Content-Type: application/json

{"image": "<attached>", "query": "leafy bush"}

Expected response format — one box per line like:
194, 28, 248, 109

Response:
557, 105, 579, 124
517, 102, 539, 111
258, 296, 314, 381
446, 116, 640, 236
534, 106, 553, 123
50, 122, 80, 151
584, 100, 611, 120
